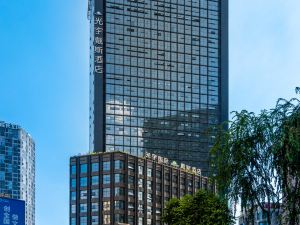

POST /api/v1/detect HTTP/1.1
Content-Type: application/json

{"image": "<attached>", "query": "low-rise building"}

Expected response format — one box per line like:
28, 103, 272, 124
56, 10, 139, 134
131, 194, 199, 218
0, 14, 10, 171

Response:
69, 151, 215, 225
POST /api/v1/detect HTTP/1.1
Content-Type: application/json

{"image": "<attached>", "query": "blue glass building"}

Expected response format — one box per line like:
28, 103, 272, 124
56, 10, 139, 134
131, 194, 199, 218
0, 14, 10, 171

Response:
0, 121, 35, 225
89, 0, 228, 175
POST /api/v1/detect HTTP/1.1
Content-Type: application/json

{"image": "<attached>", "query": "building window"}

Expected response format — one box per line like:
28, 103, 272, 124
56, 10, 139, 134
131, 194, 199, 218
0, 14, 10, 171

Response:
103, 201, 110, 211
114, 160, 125, 170
114, 173, 125, 183
80, 190, 87, 200
80, 164, 87, 174
91, 163, 99, 172
71, 204, 76, 214
138, 191, 143, 201
156, 170, 162, 178
156, 184, 162, 192
128, 216, 134, 225
147, 181, 152, 189
128, 202, 135, 210
165, 173, 170, 181
71, 218, 76, 225
91, 176, 99, 185
138, 218, 143, 225
80, 203, 87, 213
103, 175, 110, 184
128, 162, 135, 171
80, 177, 87, 187
0, 171, 5, 181
156, 208, 162, 215
71, 191, 76, 201
103, 161, 111, 171
80, 217, 87, 225
147, 218, 152, 225
114, 200, 125, 210
92, 216, 99, 225
138, 204, 144, 212
138, 178, 143, 188
147, 194, 152, 203
92, 203, 99, 212
115, 187, 125, 196
128, 189, 134, 196
91, 189, 99, 199
103, 215, 110, 224
71, 165, 76, 175
138, 165, 144, 175
165, 185, 170, 192
172, 174, 178, 181
147, 168, 152, 177
103, 188, 110, 198
128, 175, 135, 184
115, 214, 125, 223
71, 179, 76, 188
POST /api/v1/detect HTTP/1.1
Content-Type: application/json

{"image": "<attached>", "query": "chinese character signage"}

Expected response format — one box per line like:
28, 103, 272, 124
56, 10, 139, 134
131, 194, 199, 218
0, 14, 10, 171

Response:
145, 152, 201, 176
0, 198, 25, 225
94, 14, 104, 75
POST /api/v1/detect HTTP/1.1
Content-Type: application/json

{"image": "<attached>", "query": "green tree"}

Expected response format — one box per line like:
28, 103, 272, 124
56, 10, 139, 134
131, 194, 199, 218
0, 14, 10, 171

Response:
162, 190, 234, 225
211, 90, 300, 225
272, 97, 300, 225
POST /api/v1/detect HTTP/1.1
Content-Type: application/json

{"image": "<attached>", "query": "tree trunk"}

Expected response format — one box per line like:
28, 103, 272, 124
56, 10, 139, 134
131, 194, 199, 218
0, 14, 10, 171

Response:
289, 179, 299, 225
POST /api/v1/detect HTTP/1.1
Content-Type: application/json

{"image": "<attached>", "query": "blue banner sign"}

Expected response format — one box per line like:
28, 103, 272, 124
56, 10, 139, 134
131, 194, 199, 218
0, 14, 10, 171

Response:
0, 198, 25, 225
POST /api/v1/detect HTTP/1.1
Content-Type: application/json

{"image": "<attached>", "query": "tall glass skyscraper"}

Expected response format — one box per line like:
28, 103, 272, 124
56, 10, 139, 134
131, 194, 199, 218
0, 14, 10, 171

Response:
0, 121, 35, 225
89, 0, 228, 175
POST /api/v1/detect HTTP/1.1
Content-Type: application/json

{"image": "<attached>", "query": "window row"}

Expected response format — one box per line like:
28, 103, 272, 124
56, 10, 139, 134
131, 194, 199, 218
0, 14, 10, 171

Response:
106, 37, 219, 51
106, 7, 219, 21
106, 82, 218, 94
70, 160, 125, 175
106, 2, 219, 16
106, 107, 219, 119
106, 113, 218, 124
110, 0, 218, 5
107, 0, 219, 11
70, 187, 126, 201
105, 64, 219, 76
106, 47, 219, 60
106, 92, 218, 103
105, 136, 216, 147
106, 19, 219, 33
70, 174, 126, 188
106, 74, 219, 86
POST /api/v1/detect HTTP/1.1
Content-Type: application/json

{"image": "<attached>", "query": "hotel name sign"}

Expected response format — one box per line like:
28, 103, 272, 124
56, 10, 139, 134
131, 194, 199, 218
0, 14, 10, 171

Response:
145, 152, 202, 176
94, 12, 104, 75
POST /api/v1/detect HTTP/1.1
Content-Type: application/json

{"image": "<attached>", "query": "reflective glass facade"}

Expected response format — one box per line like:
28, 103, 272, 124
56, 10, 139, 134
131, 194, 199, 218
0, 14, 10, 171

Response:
0, 121, 35, 225
89, 0, 228, 174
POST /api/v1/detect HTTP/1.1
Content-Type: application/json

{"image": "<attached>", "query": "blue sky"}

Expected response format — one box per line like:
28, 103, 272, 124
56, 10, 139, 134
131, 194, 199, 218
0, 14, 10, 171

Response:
0, 0, 299, 224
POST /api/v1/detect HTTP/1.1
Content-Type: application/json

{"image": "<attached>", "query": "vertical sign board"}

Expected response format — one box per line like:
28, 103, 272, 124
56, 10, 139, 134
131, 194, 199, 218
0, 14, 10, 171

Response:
94, 13, 104, 76
93, 5, 105, 151
0, 198, 25, 225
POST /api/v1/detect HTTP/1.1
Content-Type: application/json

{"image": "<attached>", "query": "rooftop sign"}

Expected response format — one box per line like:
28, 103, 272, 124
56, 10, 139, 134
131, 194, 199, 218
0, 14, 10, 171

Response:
145, 152, 202, 176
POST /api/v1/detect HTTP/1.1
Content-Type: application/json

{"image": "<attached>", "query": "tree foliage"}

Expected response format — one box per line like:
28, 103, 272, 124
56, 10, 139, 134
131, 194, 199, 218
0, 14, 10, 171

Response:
272, 97, 300, 224
211, 93, 300, 225
162, 190, 234, 225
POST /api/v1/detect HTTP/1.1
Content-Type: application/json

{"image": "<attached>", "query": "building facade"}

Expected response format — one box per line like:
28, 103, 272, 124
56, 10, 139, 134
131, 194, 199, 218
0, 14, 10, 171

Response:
238, 204, 282, 225
0, 121, 35, 225
88, 0, 229, 174
70, 151, 215, 225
